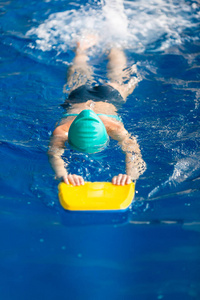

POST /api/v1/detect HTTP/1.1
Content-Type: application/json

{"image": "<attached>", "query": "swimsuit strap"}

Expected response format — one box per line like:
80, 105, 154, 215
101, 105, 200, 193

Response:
96, 113, 122, 122
63, 113, 122, 122
63, 113, 79, 117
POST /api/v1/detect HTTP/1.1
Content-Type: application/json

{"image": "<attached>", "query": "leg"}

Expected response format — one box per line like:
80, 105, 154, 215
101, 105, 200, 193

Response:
107, 48, 138, 100
64, 35, 98, 92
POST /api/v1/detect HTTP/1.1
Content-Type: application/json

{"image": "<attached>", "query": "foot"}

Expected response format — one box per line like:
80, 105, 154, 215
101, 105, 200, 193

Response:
76, 34, 98, 53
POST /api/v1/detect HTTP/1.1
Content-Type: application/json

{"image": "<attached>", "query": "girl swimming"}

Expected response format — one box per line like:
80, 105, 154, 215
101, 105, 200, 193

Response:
48, 36, 146, 186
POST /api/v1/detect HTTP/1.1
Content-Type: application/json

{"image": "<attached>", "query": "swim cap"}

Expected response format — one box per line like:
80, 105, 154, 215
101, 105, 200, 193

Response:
68, 110, 109, 153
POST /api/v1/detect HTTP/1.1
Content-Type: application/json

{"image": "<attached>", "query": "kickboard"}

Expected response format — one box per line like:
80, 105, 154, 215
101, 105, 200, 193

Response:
58, 182, 135, 211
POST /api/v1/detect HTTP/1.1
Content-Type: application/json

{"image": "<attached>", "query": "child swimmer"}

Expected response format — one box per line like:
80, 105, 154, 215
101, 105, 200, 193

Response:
48, 36, 146, 186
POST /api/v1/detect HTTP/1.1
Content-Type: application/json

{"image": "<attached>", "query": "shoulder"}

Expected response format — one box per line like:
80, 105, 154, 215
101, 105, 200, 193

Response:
53, 120, 74, 136
99, 115, 124, 129
100, 116, 128, 140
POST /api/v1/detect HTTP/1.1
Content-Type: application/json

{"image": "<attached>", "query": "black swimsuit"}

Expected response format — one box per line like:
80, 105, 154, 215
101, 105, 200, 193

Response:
61, 84, 124, 110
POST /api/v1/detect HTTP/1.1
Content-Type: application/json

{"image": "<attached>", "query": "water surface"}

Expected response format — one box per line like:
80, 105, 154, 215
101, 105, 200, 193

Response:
0, 0, 200, 299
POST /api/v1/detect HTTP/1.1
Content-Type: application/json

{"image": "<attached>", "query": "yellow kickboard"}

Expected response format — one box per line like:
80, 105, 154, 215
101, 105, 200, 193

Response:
58, 182, 135, 211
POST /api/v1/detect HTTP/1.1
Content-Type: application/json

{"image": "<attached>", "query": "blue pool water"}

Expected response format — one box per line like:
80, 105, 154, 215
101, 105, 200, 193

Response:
0, 0, 200, 299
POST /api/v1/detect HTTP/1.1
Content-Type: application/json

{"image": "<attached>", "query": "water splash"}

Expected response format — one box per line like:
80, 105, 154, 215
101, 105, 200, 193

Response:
148, 155, 200, 199
26, 0, 199, 54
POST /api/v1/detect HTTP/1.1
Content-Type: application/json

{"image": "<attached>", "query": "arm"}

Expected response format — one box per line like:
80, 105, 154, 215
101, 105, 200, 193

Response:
48, 126, 68, 180
48, 123, 84, 185
105, 119, 146, 183
120, 134, 146, 180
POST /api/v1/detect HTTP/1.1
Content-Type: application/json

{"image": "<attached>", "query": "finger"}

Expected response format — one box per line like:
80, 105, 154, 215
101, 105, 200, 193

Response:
73, 175, 84, 186
63, 175, 70, 185
116, 174, 123, 185
79, 176, 84, 185
72, 175, 81, 186
120, 174, 127, 186
125, 176, 132, 185
112, 176, 117, 185
68, 174, 76, 186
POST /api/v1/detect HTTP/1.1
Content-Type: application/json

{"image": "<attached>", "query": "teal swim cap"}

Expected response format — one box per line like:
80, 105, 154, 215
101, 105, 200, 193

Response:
68, 110, 109, 153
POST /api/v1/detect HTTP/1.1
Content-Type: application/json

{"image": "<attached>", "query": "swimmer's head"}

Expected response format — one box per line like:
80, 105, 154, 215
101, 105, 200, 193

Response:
68, 109, 109, 153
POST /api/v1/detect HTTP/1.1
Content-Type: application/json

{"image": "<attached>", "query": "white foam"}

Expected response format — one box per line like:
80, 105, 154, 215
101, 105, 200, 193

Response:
148, 155, 200, 199
26, 0, 199, 53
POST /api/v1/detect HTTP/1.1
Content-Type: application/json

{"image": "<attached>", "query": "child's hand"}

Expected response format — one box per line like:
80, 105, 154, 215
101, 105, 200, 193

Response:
112, 174, 132, 186
63, 174, 84, 186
